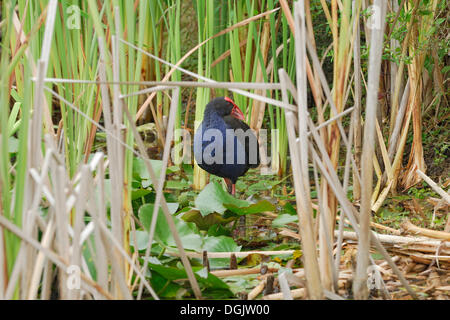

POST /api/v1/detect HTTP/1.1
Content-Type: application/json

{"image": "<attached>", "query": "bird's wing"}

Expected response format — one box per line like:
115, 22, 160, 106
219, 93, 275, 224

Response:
223, 115, 260, 168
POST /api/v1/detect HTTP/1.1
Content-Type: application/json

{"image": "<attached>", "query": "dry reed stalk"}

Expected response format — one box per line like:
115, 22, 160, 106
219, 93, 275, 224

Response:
401, 220, 450, 241
211, 267, 277, 278
98, 39, 125, 297
248, 280, 266, 300
280, 73, 323, 299
21, 4, 57, 290
389, 0, 420, 132
27, 219, 55, 299
338, 230, 449, 248
352, 0, 362, 202
41, 78, 283, 90
294, 2, 327, 297
68, 165, 89, 300
250, 21, 271, 131
91, 154, 109, 295
415, 170, 450, 205
354, 0, 387, 300
401, 62, 426, 189
304, 35, 362, 186
0, 214, 115, 300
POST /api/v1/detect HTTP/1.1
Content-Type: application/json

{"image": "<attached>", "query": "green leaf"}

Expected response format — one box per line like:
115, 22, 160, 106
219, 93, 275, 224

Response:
195, 182, 247, 216
207, 224, 231, 237
195, 182, 275, 217
138, 203, 202, 251
149, 272, 184, 298
166, 179, 190, 190
283, 202, 297, 215
131, 188, 152, 200
203, 235, 241, 252
202, 236, 241, 269
133, 158, 163, 184
181, 209, 236, 230
272, 214, 298, 228
130, 230, 151, 251
148, 263, 232, 292
225, 200, 275, 216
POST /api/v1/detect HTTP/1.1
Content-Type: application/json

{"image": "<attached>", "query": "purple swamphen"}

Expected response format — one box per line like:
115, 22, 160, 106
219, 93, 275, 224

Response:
194, 97, 260, 195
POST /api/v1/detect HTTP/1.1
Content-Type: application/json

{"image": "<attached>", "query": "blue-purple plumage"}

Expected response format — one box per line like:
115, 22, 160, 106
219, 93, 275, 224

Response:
194, 97, 260, 193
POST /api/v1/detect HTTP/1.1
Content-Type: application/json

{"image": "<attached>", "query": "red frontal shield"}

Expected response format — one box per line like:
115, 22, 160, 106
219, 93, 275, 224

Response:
225, 97, 245, 121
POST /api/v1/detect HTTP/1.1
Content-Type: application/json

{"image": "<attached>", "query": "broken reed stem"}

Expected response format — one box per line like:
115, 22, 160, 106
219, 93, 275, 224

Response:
0, 214, 114, 300
401, 220, 450, 241
248, 280, 266, 300
211, 267, 278, 278
416, 170, 450, 205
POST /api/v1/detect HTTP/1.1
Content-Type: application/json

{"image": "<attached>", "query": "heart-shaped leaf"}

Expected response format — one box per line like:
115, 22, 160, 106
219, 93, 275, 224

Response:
195, 182, 276, 217
138, 203, 202, 251
181, 209, 236, 230
272, 214, 298, 228
195, 182, 247, 216
202, 236, 241, 268
225, 200, 275, 216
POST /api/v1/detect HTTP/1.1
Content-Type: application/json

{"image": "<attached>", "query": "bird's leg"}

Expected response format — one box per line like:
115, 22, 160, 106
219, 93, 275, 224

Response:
224, 178, 233, 195
224, 178, 246, 239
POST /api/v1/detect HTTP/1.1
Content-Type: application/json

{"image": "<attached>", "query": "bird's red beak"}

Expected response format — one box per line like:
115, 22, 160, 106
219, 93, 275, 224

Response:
225, 97, 245, 121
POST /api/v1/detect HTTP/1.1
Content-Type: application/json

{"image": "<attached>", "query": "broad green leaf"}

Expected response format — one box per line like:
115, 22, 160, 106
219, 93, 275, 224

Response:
195, 182, 247, 216
225, 200, 275, 216
272, 214, 298, 228
195, 182, 275, 217
181, 209, 236, 230
138, 203, 201, 251
203, 235, 241, 253
148, 263, 232, 292
130, 230, 151, 251
207, 224, 231, 237
283, 202, 297, 215
133, 158, 163, 184
131, 188, 152, 200
166, 179, 190, 190
149, 272, 184, 298
203, 236, 241, 269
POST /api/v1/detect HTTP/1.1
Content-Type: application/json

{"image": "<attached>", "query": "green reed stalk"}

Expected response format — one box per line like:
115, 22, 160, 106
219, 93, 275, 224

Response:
192, 0, 214, 190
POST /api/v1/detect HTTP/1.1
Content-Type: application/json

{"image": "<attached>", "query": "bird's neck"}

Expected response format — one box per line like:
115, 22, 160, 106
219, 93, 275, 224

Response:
203, 109, 223, 123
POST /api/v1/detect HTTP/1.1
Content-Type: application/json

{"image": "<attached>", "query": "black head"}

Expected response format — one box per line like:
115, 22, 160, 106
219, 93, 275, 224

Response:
204, 97, 245, 121
205, 97, 233, 117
